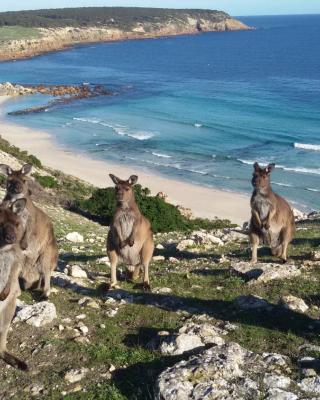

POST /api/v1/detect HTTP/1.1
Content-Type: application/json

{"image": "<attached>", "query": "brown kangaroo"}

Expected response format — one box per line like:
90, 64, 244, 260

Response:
250, 162, 295, 264
0, 199, 28, 370
0, 164, 58, 298
107, 174, 154, 290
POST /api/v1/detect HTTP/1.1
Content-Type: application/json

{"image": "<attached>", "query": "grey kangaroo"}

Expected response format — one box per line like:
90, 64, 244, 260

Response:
0, 199, 28, 370
107, 174, 154, 290
0, 164, 58, 298
250, 162, 295, 264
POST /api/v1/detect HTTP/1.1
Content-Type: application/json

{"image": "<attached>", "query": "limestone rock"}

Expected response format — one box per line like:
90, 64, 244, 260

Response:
69, 265, 88, 279
14, 301, 57, 327
153, 255, 165, 262
279, 295, 309, 313
176, 239, 195, 251
64, 368, 88, 383
157, 322, 227, 355
156, 342, 297, 400
66, 232, 84, 243
192, 231, 224, 246
234, 295, 271, 310
231, 261, 301, 284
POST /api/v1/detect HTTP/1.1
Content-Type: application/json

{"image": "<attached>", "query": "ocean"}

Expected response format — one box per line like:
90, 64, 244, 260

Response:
0, 14, 319, 211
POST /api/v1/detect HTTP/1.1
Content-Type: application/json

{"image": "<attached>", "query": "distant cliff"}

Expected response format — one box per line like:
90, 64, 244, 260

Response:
0, 7, 250, 61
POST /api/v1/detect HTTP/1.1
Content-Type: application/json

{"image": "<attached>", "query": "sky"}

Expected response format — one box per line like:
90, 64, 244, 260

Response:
0, 0, 320, 16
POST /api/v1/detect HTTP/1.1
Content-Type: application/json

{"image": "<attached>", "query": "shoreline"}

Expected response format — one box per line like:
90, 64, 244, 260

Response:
0, 96, 251, 224
0, 19, 250, 63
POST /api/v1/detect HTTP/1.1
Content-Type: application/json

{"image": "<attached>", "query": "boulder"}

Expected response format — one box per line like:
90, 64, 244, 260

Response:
69, 265, 88, 279
64, 368, 88, 383
156, 322, 228, 355
14, 301, 57, 327
156, 342, 301, 400
231, 262, 301, 284
176, 239, 195, 251
234, 295, 271, 310
66, 232, 84, 243
192, 231, 224, 246
279, 295, 309, 313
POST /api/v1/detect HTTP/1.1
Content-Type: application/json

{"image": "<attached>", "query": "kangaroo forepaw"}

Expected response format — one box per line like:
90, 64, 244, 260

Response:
142, 282, 151, 292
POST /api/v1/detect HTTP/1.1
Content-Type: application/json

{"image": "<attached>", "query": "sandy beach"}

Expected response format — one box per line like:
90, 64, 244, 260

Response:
0, 95, 251, 224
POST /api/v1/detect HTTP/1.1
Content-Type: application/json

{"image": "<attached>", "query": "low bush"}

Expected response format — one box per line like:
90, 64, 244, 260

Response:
77, 184, 234, 233
33, 173, 58, 188
0, 136, 42, 168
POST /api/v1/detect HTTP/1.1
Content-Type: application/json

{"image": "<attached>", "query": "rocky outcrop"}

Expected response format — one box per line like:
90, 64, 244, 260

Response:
156, 341, 320, 399
0, 15, 250, 62
1, 82, 112, 114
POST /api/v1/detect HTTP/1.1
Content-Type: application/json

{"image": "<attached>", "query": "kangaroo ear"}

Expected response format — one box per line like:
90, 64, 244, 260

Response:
266, 163, 275, 174
21, 164, 32, 175
128, 175, 138, 186
109, 174, 121, 185
0, 164, 13, 176
253, 162, 260, 172
11, 198, 27, 215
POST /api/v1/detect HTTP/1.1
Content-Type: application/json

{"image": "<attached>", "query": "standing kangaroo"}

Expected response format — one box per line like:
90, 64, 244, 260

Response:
0, 199, 28, 370
250, 162, 295, 264
107, 174, 154, 290
0, 164, 58, 299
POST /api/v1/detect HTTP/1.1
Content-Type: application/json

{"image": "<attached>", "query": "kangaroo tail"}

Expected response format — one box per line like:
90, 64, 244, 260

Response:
2, 351, 28, 371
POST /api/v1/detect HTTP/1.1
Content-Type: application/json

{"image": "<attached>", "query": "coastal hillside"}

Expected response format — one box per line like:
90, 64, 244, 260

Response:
0, 7, 249, 61
0, 135, 319, 399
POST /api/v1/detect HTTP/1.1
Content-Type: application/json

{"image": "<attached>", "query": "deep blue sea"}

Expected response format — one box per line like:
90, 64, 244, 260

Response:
0, 14, 320, 211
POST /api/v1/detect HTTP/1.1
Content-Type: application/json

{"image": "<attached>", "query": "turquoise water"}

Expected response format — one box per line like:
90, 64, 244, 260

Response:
0, 14, 320, 211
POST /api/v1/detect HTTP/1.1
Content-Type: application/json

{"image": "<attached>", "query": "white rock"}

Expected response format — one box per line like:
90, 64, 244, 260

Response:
266, 388, 298, 400
69, 265, 88, 279
64, 368, 88, 383
193, 231, 224, 246
97, 256, 110, 265
153, 255, 165, 262
234, 295, 271, 310
263, 373, 291, 389
279, 295, 309, 313
160, 333, 203, 355
14, 301, 57, 327
299, 376, 320, 394
169, 257, 179, 263
152, 287, 172, 294
176, 239, 195, 251
66, 232, 84, 243
231, 262, 301, 284
156, 244, 164, 250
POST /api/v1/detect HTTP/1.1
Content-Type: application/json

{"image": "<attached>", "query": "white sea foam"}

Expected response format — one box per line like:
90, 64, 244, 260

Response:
294, 142, 320, 152
73, 118, 154, 140
272, 182, 293, 188
194, 123, 203, 128
237, 159, 320, 175
152, 152, 171, 158
306, 187, 320, 192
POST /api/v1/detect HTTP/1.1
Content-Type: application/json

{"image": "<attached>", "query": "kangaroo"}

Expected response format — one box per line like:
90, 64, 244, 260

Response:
0, 164, 58, 299
0, 199, 28, 370
107, 174, 154, 290
250, 162, 295, 264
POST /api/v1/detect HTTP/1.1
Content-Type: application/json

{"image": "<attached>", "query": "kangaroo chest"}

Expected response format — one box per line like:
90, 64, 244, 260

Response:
115, 210, 136, 240
252, 193, 272, 221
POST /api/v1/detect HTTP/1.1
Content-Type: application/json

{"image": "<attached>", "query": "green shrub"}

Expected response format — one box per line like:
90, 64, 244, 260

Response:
77, 184, 234, 233
78, 184, 187, 233
0, 136, 42, 168
33, 173, 58, 188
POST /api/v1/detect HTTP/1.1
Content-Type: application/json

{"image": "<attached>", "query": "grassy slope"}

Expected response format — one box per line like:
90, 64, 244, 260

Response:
0, 26, 41, 43
0, 148, 319, 399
